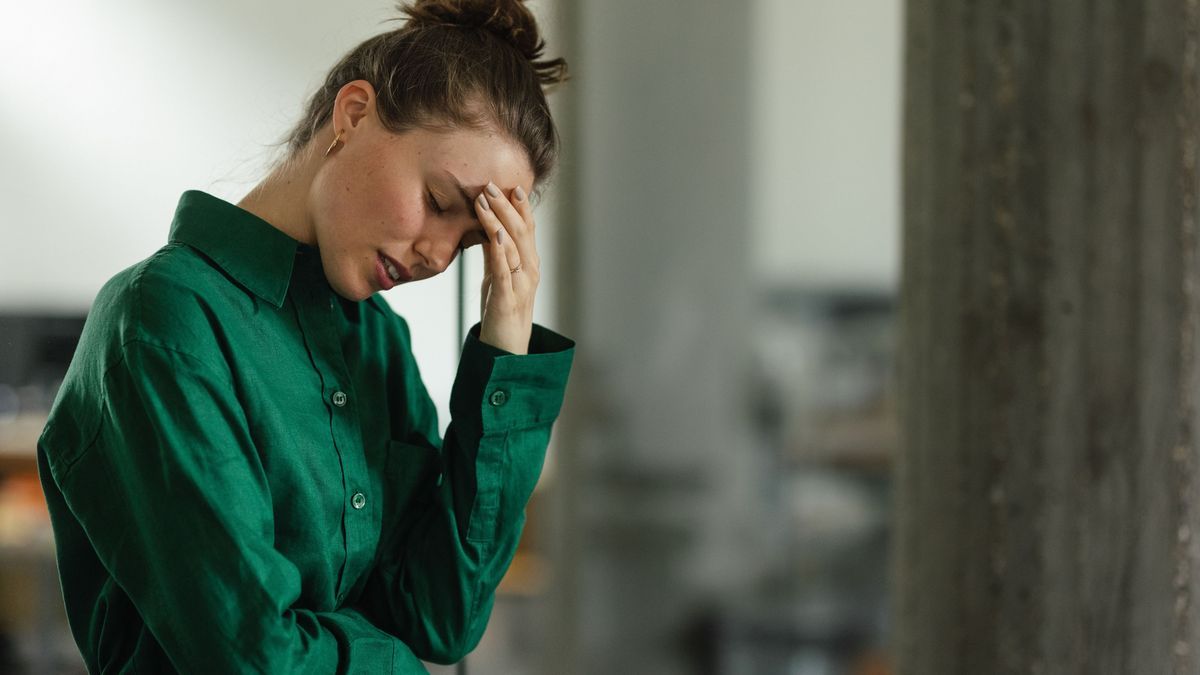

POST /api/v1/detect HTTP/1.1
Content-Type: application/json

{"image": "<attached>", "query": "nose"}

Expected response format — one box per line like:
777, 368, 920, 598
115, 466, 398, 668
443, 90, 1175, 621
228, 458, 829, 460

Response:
416, 236, 459, 275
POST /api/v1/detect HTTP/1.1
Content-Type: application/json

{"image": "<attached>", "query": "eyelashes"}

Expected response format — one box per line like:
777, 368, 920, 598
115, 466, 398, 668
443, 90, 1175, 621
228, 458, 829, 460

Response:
427, 190, 445, 216
428, 188, 478, 253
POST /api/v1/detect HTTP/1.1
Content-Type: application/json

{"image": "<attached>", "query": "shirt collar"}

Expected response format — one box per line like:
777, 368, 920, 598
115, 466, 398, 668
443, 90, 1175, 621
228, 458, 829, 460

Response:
167, 189, 308, 308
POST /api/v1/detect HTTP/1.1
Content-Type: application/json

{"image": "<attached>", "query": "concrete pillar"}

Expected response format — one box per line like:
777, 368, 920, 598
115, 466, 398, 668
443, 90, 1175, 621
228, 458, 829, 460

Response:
896, 1, 1200, 672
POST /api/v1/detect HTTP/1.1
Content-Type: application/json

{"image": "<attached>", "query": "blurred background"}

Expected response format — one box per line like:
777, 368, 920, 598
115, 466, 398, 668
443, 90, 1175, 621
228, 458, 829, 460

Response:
0, 1, 901, 673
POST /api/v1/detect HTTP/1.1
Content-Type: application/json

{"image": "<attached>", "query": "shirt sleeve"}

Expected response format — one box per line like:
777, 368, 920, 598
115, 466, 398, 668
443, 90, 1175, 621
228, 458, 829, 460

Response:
354, 321, 575, 665
47, 338, 429, 674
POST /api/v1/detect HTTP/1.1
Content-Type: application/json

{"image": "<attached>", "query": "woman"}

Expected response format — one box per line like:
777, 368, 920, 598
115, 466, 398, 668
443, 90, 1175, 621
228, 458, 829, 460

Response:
35, 1, 575, 672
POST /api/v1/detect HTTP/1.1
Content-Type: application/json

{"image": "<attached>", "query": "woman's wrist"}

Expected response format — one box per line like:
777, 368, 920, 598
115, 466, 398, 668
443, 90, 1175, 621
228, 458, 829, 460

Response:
478, 320, 532, 355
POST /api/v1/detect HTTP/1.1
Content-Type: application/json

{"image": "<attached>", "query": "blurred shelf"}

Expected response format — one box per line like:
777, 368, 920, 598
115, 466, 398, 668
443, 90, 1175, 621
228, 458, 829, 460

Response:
0, 413, 44, 475
790, 404, 898, 471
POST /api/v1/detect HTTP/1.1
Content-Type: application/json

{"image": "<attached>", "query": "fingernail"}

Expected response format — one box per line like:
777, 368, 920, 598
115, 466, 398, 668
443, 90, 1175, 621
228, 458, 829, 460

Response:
486, 182, 502, 198
477, 193, 491, 211
498, 228, 504, 243
514, 185, 526, 202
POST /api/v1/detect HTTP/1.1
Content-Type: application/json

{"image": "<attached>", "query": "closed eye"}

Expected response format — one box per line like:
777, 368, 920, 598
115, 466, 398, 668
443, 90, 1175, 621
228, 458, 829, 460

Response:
427, 190, 445, 216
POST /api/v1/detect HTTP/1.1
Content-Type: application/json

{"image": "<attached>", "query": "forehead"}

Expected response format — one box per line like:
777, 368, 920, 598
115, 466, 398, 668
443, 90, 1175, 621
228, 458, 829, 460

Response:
391, 126, 534, 189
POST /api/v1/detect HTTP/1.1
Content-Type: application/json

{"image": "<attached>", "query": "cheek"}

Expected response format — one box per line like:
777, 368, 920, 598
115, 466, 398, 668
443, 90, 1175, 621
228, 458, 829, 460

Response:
312, 165, 424, 244
314, 150, 381, 206
370, 191, 426, 239
312, 181, 377, 245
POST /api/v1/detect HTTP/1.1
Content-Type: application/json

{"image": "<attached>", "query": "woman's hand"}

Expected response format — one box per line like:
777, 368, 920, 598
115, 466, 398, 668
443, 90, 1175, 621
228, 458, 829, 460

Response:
474, 181, 539, 355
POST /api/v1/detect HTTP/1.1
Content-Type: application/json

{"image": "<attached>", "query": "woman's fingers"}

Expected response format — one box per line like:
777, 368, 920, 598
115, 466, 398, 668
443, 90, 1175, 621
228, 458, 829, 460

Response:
474, 191, 518, 270
483, 222, 513, 286
480, 182, 540, 276
508, 186, 542, 272
472, 181, 539, 354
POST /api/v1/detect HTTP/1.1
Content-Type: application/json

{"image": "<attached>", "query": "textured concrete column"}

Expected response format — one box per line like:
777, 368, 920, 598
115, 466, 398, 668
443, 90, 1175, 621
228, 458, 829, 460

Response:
896, 1, 1200, 673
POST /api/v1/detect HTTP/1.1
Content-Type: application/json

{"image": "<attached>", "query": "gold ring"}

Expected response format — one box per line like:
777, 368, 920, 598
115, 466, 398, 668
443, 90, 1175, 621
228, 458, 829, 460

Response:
510, 263, 522, 274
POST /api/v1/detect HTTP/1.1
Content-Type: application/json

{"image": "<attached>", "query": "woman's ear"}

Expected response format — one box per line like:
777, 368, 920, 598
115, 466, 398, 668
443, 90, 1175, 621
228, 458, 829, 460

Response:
331, 79, 376, 139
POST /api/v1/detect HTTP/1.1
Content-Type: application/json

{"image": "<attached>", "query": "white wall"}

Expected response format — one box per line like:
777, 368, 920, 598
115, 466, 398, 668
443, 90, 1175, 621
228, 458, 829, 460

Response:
0, 0, 563, 435
750, 0, 903, 291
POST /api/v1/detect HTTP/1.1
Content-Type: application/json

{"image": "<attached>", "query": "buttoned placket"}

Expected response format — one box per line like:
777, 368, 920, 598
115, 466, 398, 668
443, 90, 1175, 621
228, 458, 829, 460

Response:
290, 251, 376, 606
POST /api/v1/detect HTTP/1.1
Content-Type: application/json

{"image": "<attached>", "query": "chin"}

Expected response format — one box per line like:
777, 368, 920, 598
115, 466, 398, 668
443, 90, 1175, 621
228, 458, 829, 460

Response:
330, 278, 371, 302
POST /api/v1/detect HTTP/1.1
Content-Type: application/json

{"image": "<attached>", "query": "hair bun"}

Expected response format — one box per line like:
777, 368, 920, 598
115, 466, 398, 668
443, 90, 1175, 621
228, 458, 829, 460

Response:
398, 0, 568, 87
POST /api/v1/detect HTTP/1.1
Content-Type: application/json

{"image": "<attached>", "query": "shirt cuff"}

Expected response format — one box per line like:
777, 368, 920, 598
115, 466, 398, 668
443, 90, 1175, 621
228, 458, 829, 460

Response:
449, 322, 576, 437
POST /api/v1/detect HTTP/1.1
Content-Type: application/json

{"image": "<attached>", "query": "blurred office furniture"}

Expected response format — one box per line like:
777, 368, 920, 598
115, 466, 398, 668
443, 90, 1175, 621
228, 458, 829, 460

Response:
714, 286, 897, 675
0, 313, 88, 674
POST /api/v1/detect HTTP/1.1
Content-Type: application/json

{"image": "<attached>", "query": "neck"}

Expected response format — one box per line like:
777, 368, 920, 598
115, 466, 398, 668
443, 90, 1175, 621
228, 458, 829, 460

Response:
237, 147, 320, 246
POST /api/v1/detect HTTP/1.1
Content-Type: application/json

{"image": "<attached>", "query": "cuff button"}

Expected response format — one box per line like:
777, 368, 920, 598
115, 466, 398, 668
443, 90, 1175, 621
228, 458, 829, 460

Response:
489, 389, 508, 407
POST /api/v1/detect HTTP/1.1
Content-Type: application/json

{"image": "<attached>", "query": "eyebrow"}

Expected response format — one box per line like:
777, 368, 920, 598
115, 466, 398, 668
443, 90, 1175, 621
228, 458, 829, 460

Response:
442, 170, 482, 225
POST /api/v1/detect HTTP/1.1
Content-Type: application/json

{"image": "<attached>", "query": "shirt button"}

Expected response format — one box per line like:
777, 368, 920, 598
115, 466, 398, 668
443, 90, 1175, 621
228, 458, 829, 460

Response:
436, 472, 444, 487
332, 391, 348, 407
489, 389, 508, 407
351, 492, 367, 509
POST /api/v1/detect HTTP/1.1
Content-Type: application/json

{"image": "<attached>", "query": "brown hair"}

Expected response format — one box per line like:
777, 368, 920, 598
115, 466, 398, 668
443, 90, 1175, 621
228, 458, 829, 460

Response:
277, 0, 568, 190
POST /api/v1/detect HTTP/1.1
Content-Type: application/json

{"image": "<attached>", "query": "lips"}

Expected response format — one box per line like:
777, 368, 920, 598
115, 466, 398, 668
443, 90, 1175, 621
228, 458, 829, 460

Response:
377, 252, 412, 287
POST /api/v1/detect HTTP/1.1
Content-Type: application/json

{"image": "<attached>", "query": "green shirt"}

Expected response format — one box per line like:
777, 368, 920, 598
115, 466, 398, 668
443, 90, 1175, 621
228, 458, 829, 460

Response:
36, 189, 575, 674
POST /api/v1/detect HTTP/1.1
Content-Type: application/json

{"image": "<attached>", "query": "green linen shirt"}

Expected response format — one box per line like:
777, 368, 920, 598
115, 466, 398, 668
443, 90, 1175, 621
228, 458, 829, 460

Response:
36, 189, 575, 674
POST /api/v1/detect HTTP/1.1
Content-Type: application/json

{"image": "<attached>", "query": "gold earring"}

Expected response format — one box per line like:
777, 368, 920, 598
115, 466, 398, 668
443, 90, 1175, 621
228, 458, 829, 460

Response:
323, 129, 344, 158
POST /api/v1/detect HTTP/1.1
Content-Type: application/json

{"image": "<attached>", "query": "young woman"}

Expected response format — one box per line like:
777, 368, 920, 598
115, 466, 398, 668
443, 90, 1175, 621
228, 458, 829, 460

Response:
36, 1, 575, 672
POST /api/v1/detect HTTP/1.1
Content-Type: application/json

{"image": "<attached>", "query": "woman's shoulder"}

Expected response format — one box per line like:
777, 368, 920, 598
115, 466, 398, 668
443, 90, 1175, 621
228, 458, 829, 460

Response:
86, 242, 238, 361
41, 243, 232, 473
